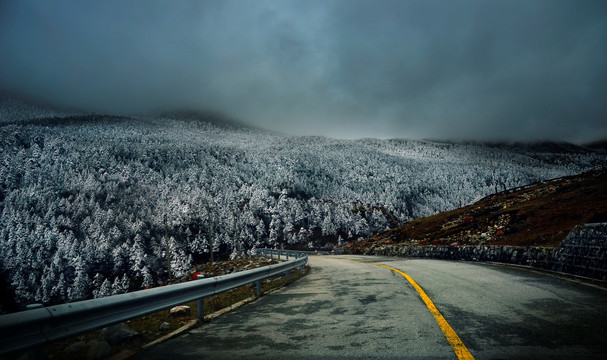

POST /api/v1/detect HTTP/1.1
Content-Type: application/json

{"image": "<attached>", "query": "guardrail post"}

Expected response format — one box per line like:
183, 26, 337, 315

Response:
197, 298, 205, 322
196, 274, 205, 322
256, 280, 262, 297
285, 271, 290, 283
278, 252, 281, 261
299, 265, 304, 275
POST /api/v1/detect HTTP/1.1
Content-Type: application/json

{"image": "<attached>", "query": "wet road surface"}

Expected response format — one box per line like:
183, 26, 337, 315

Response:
134, 255, 607, 359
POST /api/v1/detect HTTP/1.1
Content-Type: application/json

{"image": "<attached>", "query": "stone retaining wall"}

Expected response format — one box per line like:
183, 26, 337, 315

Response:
339, 223, 607, 281
552, 223, 607, 280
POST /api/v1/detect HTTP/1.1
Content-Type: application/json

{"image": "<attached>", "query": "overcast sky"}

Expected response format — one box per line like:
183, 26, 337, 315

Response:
1, 0, 606, 142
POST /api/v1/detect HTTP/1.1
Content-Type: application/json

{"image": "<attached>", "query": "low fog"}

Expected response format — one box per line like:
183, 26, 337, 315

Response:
1, 0, 606, 142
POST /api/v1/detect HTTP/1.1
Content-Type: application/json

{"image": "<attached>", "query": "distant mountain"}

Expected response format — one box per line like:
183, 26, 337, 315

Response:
352, 169, 607, 249
584, 139, 607, 151
506, 141, 606, 155
156, 110, 261, 132
0, 92, 83, 123
428, 139, 607, 155
0, 93, 258, 132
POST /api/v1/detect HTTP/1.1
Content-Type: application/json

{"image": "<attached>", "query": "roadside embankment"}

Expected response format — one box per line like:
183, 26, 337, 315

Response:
337, 223, 607, 281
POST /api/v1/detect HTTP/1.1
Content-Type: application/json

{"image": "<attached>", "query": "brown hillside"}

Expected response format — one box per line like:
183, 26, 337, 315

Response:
353, 169, 607, 249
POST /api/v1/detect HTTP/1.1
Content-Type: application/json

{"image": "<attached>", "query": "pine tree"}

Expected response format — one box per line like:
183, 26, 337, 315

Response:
111, 275, 129, 295
51, 273, 67, 303
141, 266, 154, 288
95, 278, 112, 298
69, 268, 91, 301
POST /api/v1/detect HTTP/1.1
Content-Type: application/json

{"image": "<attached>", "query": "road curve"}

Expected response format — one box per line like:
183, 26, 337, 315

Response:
134, 255, 607, 359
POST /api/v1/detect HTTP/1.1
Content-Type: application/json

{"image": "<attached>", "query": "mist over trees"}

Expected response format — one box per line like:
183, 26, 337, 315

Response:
1, 104, 605, 311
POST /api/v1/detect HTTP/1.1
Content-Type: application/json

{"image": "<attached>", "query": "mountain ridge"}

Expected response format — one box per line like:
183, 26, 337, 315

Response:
2, 92, 606, 146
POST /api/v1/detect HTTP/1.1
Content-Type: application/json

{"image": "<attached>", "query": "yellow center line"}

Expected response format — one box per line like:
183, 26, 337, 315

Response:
346, 259, 475, 360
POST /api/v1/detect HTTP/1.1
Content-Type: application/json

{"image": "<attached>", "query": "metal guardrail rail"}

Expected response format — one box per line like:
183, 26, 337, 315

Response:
256, 248, 312, 260
0, 249, 307, 356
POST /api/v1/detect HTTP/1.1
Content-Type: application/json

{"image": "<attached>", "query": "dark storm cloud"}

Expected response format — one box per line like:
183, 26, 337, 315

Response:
1, 0, 606, 142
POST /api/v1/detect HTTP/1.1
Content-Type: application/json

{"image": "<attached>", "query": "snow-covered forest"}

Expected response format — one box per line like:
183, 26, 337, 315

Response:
1, 96, 605, 311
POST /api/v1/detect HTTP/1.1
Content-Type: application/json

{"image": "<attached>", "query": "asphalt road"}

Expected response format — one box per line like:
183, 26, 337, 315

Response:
134, 255, 607, 359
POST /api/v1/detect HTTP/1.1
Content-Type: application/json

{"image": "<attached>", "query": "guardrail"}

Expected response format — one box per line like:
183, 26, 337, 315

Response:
257, 248, 333, 257
256, 248, 311, 260
476, 169, 604, 203
0, 250, 307, 357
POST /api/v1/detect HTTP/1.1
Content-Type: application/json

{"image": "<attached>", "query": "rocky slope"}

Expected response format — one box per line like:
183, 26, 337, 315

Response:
347, 168, 607, 251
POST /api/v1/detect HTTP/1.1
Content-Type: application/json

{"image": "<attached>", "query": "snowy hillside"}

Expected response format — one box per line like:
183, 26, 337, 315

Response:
1, 99, 606, 311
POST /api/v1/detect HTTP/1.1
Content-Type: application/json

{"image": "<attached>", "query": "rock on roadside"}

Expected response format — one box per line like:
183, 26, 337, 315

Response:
169, 305, 191, 318
102, 323, 141, 346
85, 340, 111, 360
